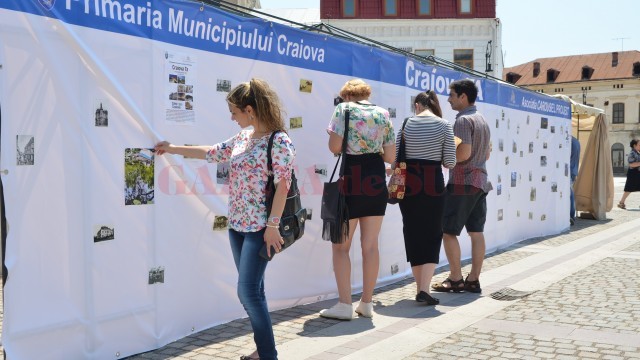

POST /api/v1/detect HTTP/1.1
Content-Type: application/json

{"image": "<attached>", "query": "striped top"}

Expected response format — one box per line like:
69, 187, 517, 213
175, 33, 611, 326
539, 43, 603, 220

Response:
395, 115, 456, 168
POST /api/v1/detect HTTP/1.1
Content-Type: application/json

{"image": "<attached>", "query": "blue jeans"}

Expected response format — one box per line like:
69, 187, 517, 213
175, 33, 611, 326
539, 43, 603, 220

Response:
228, 228, 277, 360
570, 178, 576, 220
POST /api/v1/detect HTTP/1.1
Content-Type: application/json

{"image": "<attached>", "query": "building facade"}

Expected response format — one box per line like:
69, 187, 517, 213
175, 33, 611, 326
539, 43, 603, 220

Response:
319, 0, 503, 78
504, 51, 640, 174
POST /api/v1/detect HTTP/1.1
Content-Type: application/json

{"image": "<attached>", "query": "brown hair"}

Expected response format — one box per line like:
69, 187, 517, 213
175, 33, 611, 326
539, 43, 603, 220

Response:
449, 79, 478, 104
226, 78, 286, 132
339, 78, 372, 100
414, 90, 443, 118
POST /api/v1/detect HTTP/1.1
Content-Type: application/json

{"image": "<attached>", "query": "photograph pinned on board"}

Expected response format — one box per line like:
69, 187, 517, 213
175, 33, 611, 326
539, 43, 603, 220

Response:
217, 162, 230, 185
496, 184, 502, 195
498, 139, 504, 152
556, 161, 559, 169
517, 124, 520, 134
16, 135, 35, 166
529, 212, 533, 220
540, 155, 547, 167
540, 214, 547, 221
290, 116, 303, 129
550, 125, 556, 133
213, 215, 229, 231
565, 163, 569, 177
536, 129, 540, 139
314, 164, 328, 177
148, 266, 165, 285
529, 170, 532, 181
529, 142, 534, 153
388, 107, 397, 119
512, 141, 517, 153
299, 79, 313, 93
93, 225, 115, 243
551, 182, 558, 192
217, 79, 232, 92
543, 142, 548, 149
505, 156, 509, 165
541, 175, 547, 182
511, 171, 517, 187
124, 148, 155, 206
559, 143, 562, 149
541, 117, 548, 129
497, 174, 502, 183
497, 209, 503, 221
527, 115, 530, 125
520, 150, 523, 158
530, 187, 536, 201
517, 210, 520, 217
94, 100, 109, 127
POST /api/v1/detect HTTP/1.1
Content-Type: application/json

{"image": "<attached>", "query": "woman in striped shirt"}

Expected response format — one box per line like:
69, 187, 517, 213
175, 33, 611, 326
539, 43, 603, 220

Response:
396, 90, 456, 305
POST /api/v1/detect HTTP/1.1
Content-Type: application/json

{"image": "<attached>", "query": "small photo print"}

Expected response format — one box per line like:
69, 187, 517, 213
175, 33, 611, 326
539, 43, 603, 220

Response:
314, 164, 328, 177
505, 156, 509, 165
217, 162, 230, 185
299, 79, 313, 93
556, 161, 559, 169
289, 116, 303, 129
388, 108, 397, 119
540, 214, 546, 221
124, 148, 155, 205
498, 139, 504, 152
497, 209, 503, 221
565, 163, 569, 177
93, 225, 115, 243
16, 135, 35, 165
148, 266, 165, 285
520, 150, 523, 158
543, 142, 548, 149
541, 175, 547, 182
536, 129, 540, 139
169, 74, 178, 83
510, 171, 517, 187
551, 182, 558, 192
530, 187, 537, 201
497, 184, 502, 195
527, 115, 530, 125
517, 210, 520, 217
541, 117, 548, 129
540, 156, 547, 167
528, 171, 532, 181
495, 118, 499, 128
550, 125, 556, 133
529, 142, 534, 153
512, 141, 517, 153
213, 215, 229, 231
529, 212, 533, 220
95, 100, 109, 127
497, 174, 502, 183
516, 124, 520, 135
217, 79, 232, 92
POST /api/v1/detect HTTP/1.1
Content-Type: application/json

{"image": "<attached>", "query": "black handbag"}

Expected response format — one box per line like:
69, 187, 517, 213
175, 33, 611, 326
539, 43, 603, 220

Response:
259, 131, 307, 260
321, 109, 350, 244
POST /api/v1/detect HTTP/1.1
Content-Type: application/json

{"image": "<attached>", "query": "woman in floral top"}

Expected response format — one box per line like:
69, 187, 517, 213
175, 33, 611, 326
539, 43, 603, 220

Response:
155, 78, 294, 360
320, 79, 396, 320
618, 139, 640, 209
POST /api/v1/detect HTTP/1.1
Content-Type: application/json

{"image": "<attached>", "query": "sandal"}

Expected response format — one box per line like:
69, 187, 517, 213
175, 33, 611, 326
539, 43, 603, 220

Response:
617, 203, 626, 209
431, 278, 465, 293
464, 276, 482, 293
240, 356, 259, 360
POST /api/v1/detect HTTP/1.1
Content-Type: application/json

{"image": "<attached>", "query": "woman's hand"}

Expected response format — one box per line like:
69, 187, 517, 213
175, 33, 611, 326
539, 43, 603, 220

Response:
264, 226, 285, 258
154, 141, 174, 155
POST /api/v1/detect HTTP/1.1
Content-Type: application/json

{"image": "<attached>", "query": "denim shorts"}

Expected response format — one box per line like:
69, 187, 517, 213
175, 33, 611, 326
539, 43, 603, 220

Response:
442, 184, 488, 236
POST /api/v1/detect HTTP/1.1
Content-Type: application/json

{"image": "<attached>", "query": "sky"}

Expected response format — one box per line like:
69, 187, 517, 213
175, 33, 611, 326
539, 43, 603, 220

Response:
258, 0, 639, 68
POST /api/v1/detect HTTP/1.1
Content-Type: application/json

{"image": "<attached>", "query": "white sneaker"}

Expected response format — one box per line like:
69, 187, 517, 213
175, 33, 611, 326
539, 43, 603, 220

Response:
320, 302, 354, 320
355, 301, 374, 318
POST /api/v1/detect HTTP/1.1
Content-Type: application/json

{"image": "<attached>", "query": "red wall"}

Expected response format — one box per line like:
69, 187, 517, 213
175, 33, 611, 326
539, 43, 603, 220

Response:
320, 0, 496, 20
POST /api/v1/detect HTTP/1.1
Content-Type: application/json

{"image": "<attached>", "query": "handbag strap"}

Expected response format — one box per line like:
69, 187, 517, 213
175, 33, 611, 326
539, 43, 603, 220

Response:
397, 117, 410, 163
329, 108, 350, 182
266, 131, 278, 174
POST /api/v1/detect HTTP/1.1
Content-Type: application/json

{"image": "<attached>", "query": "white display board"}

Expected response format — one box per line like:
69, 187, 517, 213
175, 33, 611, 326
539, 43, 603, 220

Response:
0, 1, 571, 358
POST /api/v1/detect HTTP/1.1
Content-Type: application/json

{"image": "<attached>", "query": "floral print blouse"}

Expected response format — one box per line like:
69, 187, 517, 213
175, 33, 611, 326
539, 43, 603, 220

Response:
327, 102, 395, 154
206, 130, 295, 232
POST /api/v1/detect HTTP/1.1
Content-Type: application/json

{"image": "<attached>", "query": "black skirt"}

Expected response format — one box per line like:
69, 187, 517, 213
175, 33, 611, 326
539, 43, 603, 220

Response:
398, 159, 445, 266
624, 167, 640, 192
343, 153, 387, 219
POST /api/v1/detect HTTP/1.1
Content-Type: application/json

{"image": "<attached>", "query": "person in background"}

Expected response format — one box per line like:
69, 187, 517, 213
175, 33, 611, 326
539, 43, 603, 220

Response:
320, 79, 395, 320
398, 91, 456, 305
155, 78, 294, 360
432, 79, 492, 294
617, 139, 640, 210
569, 136, 580, 225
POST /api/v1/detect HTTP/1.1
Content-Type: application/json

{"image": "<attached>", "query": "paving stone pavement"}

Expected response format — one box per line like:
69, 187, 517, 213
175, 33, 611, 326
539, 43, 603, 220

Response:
2, 177, 640, 359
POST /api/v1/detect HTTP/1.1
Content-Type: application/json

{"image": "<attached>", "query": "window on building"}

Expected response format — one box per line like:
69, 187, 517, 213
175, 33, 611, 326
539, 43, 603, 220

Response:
546, 69, 559, 83
384, 0, 398, 16
581, 66, 594, 80
506, 72, 521, 84
458, 0, 472, 14
415, 49, 435, 57
343, 0, 356, 17
612, 102, 625, 124
454, 49, 473, 69
417, 0, 432, 15
634, 62, 640, 77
